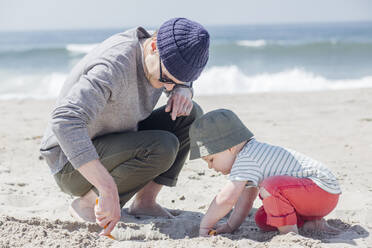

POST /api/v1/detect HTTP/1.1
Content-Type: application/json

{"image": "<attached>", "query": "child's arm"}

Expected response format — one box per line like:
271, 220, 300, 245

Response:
217, 186, 259, 233
199, 181, 246, 236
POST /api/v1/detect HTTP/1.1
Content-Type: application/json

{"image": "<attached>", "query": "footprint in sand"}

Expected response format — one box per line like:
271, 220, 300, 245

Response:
1, 194, 36, 208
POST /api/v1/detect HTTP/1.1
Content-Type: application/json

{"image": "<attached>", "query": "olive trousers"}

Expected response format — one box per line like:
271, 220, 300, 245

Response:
54, 102, 202, 207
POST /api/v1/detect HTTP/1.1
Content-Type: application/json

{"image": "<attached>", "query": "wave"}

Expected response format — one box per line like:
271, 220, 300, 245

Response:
0, 43, 99, 57
1, 40, 372, 63
0, 73, 66, 100
66, 43, 99, 54
1, 67, 372, 99
2, 39, 372, 56
236, 40, 267, 47
0, 47, 67, 58
234, 39, 372, 49
194, 66, 372, 95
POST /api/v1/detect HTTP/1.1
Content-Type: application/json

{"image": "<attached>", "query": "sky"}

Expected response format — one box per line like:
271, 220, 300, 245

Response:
1, 0, 372, 31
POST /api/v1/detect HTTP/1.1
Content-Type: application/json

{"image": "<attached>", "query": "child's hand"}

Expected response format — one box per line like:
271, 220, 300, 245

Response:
199, 227, 211, 237
216, 223, 234, 234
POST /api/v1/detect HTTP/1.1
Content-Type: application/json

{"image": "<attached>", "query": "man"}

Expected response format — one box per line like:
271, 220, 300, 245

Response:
40, 17, 209, 236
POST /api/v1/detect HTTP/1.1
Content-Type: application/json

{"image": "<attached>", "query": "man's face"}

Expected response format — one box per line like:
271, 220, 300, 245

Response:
202, 149, 236, 175
145, 39, 188, 91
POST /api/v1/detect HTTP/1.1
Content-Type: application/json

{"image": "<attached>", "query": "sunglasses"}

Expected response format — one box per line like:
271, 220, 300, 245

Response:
159, 58, 193, 88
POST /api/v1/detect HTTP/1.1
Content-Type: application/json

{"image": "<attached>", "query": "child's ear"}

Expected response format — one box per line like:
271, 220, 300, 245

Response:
228, 147, 236, 154
229, 145, 240, 154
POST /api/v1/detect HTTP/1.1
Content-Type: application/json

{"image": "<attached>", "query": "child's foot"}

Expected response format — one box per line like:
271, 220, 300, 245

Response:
69, 198, 96, 222
128, 201, 174, 219
278, 224, 299, 234
302, 219, 341, 235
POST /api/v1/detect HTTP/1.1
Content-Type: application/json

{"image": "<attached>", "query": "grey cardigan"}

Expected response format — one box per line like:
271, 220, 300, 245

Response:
40, 27, 163, 174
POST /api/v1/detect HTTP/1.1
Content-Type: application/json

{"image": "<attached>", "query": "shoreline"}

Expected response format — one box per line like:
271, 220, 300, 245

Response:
2, 85, 372, 100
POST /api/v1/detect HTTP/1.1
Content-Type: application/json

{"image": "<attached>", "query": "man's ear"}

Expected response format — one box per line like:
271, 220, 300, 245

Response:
151, 39, 157, 52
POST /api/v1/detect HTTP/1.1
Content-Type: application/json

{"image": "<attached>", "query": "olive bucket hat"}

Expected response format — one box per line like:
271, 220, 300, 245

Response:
189, 109, 254, 160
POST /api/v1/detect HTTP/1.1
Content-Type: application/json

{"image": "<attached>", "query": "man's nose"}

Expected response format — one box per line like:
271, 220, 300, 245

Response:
163, 83, 175, 91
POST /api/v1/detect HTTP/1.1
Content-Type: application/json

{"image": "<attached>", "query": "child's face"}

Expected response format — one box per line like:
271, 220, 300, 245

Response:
202, 149, 236, 175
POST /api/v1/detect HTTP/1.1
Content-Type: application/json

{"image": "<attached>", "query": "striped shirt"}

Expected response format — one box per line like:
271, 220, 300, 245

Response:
229, 138, 341, 194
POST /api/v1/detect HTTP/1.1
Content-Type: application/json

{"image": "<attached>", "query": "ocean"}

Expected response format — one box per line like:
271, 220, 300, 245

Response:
1, 22, 372, 99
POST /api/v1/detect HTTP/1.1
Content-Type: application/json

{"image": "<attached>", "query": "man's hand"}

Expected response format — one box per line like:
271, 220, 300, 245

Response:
77, 160, 121, 236
165, 87, 193, 121
95, 193, 121, 236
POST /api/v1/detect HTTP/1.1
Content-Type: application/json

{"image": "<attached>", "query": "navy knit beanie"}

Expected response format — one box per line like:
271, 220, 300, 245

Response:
157, 18, 210, 82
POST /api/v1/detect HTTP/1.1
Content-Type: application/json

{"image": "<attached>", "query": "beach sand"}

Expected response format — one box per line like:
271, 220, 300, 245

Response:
0, 89, 371, 247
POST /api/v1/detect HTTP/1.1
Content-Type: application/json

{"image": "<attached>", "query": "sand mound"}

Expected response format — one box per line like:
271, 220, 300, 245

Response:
0, 216, 113, 248
1, 211, 366, 248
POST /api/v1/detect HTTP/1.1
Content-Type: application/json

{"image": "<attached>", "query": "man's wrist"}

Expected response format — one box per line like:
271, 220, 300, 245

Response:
97, 181, 117, 195
188, 87, 194, 98
173, 85, 194, 99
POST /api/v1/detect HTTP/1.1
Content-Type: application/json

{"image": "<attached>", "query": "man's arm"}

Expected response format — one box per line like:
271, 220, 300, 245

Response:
51, 63, 122, 234
199, 181, 246, 236
217, 186, 259, 233
77, 159, 120, 236
51, 63, 120, 169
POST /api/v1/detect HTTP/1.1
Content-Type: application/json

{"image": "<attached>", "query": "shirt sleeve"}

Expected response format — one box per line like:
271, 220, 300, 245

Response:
229, 155, 262, 187
51, 62, 122, 169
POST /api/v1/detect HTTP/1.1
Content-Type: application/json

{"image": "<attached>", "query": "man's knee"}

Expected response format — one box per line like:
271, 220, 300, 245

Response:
150, 131, 179, 172
54, 173, 91, 197
156, 131, 179, 155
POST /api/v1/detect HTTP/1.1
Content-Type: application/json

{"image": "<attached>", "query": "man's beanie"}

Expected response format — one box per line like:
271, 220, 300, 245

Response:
189, 109, 254, 160
157, 17, 210, 82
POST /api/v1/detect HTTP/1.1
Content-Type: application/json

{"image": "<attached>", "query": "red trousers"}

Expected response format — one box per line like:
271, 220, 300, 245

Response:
254, 176, 339, 231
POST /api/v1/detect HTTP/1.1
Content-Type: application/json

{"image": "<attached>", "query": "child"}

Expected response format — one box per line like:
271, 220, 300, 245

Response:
189, 109, 342, 236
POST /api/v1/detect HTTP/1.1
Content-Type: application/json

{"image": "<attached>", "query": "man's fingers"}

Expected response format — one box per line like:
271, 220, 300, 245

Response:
100, 219, 117, 236
96, 217, 110, 228
176, 99, 192, 117
95, 209, 107, 215
171, 97, 181, 120
95, 214, 107, 221
185, 101, 193, 115
174, 95, 191, 118
167, 89, 193, 120
165, 97, 173, 112
179, 96, 188, 111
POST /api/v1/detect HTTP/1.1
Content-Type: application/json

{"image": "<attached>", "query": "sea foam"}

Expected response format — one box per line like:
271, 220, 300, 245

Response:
0, 73, 66, 100
1, 66, 372, 99
236, 40, 267, 47
194, 66, 372, 95
66, 43, 99, 54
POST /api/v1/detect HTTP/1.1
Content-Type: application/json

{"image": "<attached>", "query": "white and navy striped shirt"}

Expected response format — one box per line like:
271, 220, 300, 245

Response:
229, 138, 341, 194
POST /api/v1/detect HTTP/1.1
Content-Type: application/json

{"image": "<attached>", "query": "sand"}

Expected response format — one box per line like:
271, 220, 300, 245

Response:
1, 89, 372, 247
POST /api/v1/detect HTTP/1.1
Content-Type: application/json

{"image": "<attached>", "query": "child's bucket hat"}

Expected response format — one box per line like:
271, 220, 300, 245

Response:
189, 109, 254, 160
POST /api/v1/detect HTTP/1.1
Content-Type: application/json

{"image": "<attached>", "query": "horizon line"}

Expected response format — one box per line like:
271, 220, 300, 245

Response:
1, 19, 372, 33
